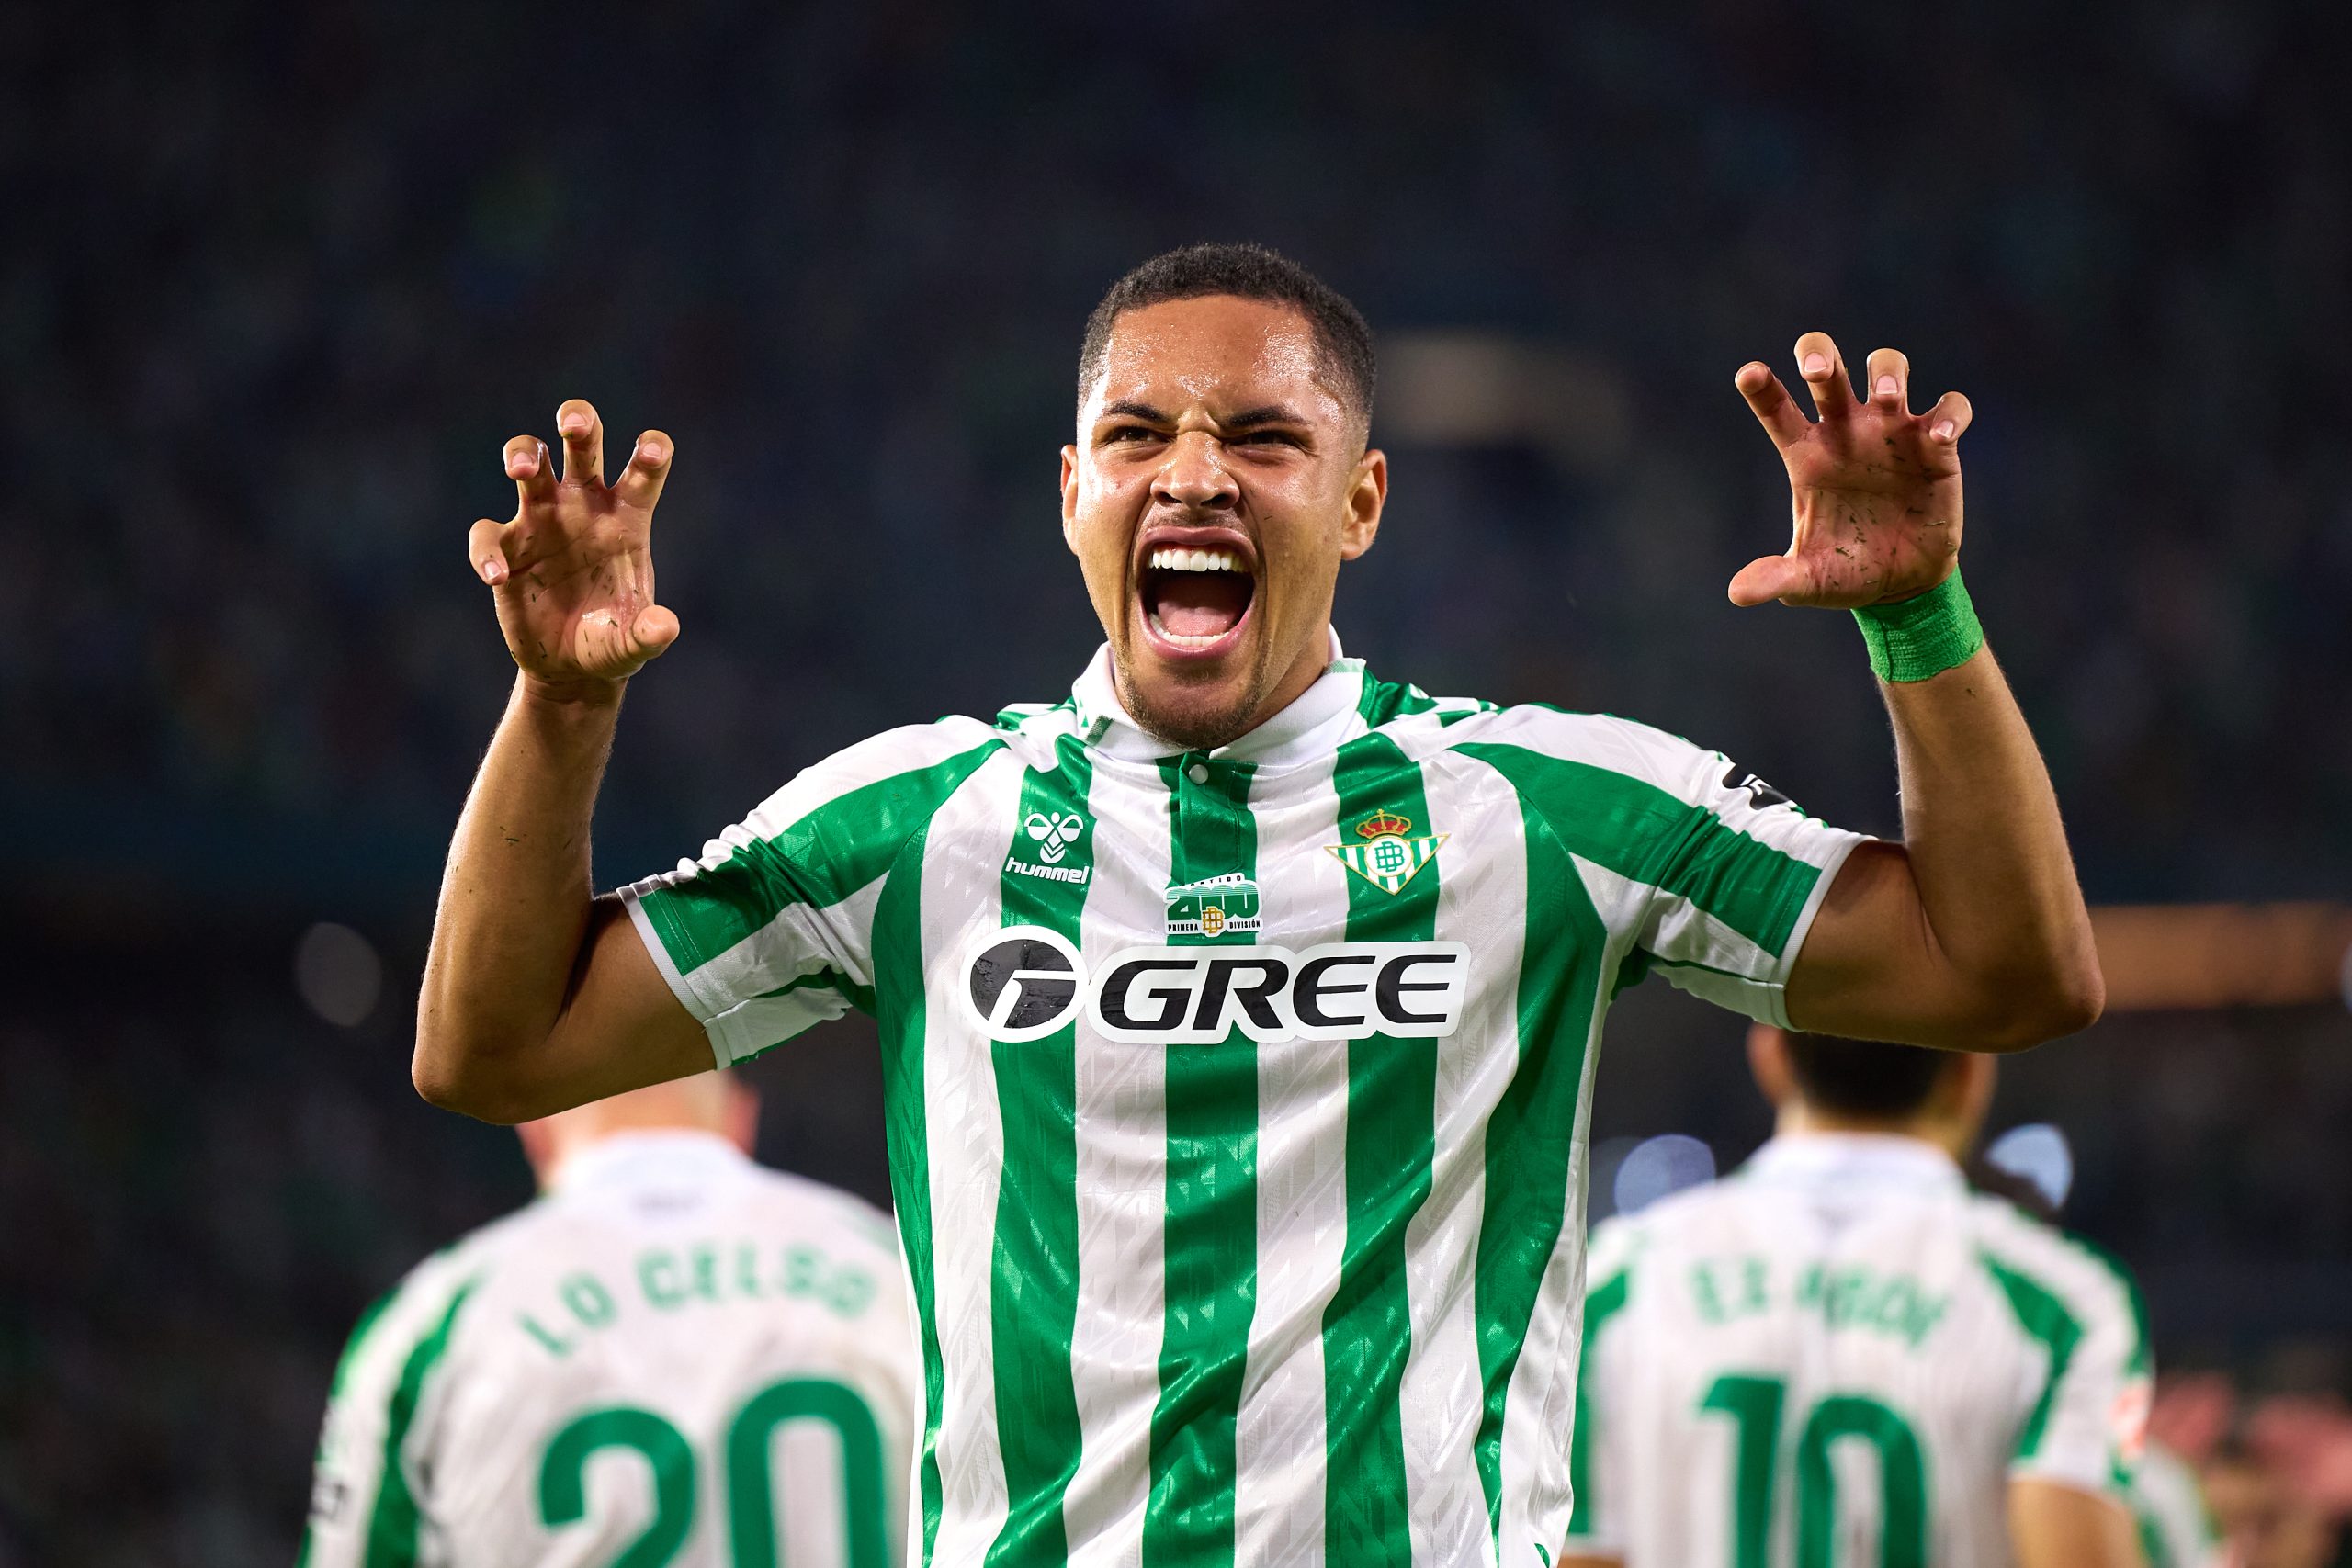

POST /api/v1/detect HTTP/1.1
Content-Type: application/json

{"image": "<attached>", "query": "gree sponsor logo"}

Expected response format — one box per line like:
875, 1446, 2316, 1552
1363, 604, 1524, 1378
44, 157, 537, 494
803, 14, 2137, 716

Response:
956, 925, 1471, 1043
960, 927, 1086, 1043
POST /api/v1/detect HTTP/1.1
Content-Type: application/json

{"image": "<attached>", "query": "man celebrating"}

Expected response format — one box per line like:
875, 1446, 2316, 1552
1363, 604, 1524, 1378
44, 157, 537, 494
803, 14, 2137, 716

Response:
417, 243, 2101, 1568
1559, 1027, 2150, 1568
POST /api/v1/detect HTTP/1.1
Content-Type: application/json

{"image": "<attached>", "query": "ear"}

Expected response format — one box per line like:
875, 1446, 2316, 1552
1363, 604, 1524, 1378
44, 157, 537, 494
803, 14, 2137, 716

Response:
1339, 446, 1387, 561
1947, 1053, 1998, 1140
1747, 1022, 1793, 1108
1060, 446, 1081, 554
720, 1075, 762, 1157
515, 1119, 559, 1190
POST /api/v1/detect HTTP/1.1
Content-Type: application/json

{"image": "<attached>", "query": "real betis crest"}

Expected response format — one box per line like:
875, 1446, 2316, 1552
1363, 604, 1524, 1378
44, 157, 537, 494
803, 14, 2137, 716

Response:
1327, 807, 1447, 896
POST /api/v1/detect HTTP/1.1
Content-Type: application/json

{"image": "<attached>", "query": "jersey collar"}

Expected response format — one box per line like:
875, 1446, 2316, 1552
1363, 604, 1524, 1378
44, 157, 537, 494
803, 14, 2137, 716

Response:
1741, 1132, 1965, 1196
549, 1129, 752, 1196
1070, 627, 1369, 768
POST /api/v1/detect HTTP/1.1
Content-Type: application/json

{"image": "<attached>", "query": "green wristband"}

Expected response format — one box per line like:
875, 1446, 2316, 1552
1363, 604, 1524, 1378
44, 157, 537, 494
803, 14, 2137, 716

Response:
1852, 569, 1984, 682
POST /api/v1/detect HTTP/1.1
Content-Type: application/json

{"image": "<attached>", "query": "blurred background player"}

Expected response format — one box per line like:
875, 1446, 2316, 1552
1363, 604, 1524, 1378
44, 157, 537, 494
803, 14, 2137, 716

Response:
1560, 1025, 2152, 1568
2133, 1438, 2226, 1568
299, 1071, 918, 1567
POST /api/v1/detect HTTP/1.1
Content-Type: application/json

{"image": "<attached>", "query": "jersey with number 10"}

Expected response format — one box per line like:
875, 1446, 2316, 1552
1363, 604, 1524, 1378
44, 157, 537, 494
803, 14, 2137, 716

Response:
619, 642, 1867, 1568
1565, 1134, 2152, 1567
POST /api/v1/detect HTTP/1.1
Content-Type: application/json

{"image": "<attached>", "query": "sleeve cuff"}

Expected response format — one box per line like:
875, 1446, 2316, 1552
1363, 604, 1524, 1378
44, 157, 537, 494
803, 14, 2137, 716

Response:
621, 888, 729, 1070
1762, 830, 1871, 1025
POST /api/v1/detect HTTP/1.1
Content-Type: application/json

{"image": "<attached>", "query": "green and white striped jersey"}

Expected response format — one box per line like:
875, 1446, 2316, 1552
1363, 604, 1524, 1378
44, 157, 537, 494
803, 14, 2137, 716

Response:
619, 641, 1867, 1568
300, 1133, 919, 1568
2132, 1441, 2223, 1568
1566, 1134, 2154, 1567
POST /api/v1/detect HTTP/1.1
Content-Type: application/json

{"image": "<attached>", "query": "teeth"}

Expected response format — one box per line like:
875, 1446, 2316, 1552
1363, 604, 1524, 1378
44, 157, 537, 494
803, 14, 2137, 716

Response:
1148, 547, 1242, 573
1148, 612, 1232, 648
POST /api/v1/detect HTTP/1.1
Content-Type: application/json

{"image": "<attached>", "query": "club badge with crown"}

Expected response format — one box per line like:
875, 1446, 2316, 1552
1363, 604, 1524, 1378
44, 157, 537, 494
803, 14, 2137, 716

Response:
1327, 807, 1448, 896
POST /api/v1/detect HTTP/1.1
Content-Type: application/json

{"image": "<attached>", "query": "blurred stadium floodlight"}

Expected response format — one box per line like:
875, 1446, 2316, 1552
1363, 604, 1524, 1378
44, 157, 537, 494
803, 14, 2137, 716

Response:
1379, 332, 1630, 477
1984, 1122, 2075, 1212
293, 921, 383, 1029
1612, 1133, 1717, 1216
2089, 903, 2352, 1011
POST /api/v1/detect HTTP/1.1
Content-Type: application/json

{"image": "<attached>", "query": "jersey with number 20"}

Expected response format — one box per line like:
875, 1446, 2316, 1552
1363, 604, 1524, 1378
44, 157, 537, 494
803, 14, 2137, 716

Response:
617, 638, 1867, 1568
300, 1133, 919, 1568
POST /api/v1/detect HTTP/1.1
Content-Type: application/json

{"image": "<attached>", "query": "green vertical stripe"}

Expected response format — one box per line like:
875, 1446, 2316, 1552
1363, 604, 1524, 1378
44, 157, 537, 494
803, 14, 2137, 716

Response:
987, 736, 1096, 1568
1320, 733, 1440, 1568
1453, 741, 1822, 955
299, 1278, 423, 1567
354, 1280, 476, 1568
1142, 754, 1261, 1568
877, 807, 954, 1567
1979, 1249, 2085, 1461
1354, 671, 1442, 727
2064, 1231, 2154, 1377
1459, 748, 1611, 1543
1565, 1269, 1631, 1538
638, 739, 1003, 977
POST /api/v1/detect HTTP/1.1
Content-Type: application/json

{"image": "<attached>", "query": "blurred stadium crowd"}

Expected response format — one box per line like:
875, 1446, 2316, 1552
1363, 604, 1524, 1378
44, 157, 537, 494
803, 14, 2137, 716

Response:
4, 0, 2348, 1562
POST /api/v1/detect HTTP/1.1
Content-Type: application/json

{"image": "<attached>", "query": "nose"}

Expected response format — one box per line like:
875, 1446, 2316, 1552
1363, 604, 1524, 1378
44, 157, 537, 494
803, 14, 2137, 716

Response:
1151, 430, 1239, 513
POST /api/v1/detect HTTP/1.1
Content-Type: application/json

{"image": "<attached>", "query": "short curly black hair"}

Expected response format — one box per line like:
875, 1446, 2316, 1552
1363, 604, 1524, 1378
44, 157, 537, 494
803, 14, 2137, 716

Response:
1783, 1032, 1956, 1119
1076, 242, 1375, 434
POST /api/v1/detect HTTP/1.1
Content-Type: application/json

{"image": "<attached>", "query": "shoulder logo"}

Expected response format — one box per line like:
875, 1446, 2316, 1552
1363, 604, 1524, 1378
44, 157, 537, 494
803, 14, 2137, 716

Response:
1164, 873, 1261, 939
1720, 764, 1793, 810
1327, 807, 1448, 896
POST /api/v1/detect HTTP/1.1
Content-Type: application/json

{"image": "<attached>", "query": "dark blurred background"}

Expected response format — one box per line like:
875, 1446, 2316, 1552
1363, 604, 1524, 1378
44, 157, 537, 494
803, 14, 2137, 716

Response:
5, 1, 2350, 1562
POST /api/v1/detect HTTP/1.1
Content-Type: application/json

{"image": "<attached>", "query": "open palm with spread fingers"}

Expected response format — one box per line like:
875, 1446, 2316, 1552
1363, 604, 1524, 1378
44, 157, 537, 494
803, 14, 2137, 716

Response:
469, 399, 680, 693
1729, 332, 1973, 609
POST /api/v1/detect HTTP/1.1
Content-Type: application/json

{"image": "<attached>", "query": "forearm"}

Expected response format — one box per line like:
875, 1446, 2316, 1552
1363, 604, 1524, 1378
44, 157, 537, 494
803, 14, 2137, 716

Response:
1879, 643, 2101, 1041
414, 675, 622, 1109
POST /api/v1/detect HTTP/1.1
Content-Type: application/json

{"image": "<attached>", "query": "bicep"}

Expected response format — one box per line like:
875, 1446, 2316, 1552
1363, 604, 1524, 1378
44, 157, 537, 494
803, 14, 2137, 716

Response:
1782, 840, 2012, 1048
2009, 1476, 2148, 1568
534, 896, 716, 1107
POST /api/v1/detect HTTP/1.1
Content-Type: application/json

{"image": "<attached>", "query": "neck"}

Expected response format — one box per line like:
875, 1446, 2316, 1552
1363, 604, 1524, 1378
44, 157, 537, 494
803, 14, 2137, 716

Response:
1246, 626, 1339, 732
1115, 621, 1336, 750
1777, 1103, 1967, 1160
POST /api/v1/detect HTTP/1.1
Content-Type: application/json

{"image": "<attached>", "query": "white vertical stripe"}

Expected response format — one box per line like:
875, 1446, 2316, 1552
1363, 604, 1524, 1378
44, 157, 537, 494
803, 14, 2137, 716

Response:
1062, 757, 1174, 1568
1495, 1011, 1613, 1568
1400, 756, 1526, 1568
1232, 753, 1352, 1568
922, 750, 1028, 1567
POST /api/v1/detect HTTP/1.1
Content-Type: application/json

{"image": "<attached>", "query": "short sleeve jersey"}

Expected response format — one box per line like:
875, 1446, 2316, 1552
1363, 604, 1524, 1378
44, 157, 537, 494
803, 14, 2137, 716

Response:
300, 1133, 920, 1568
618, 640, 1868, 1568
1566, 1134, 2154, 1568
2132, 1441, 2224, 1568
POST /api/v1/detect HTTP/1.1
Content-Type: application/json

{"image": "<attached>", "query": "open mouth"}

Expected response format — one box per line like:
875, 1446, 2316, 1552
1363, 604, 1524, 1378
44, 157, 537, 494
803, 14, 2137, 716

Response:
1139, 544, 1257, 654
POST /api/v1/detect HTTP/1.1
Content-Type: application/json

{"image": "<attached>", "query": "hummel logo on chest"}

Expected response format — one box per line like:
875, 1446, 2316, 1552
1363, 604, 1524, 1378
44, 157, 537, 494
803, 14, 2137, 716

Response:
1007, 810, 1091, 885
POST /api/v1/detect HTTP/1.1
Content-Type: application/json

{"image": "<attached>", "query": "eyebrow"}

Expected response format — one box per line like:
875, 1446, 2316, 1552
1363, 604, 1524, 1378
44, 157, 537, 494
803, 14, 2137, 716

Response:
1093, 400, 1312, 429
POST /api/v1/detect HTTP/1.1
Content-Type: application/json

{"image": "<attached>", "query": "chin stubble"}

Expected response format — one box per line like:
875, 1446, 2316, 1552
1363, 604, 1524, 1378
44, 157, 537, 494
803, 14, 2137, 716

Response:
1113, 643, 1271, 753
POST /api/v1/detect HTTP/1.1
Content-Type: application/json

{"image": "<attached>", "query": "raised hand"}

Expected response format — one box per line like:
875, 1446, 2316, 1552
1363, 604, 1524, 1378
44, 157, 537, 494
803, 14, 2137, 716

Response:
1728, 332, 1973, 609
469, 400, 680, 695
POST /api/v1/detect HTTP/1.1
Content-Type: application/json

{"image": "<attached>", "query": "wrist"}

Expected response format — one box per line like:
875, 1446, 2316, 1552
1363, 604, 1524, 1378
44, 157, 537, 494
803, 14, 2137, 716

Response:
1852, 568, 1984, 682
515, 670, 629, 713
